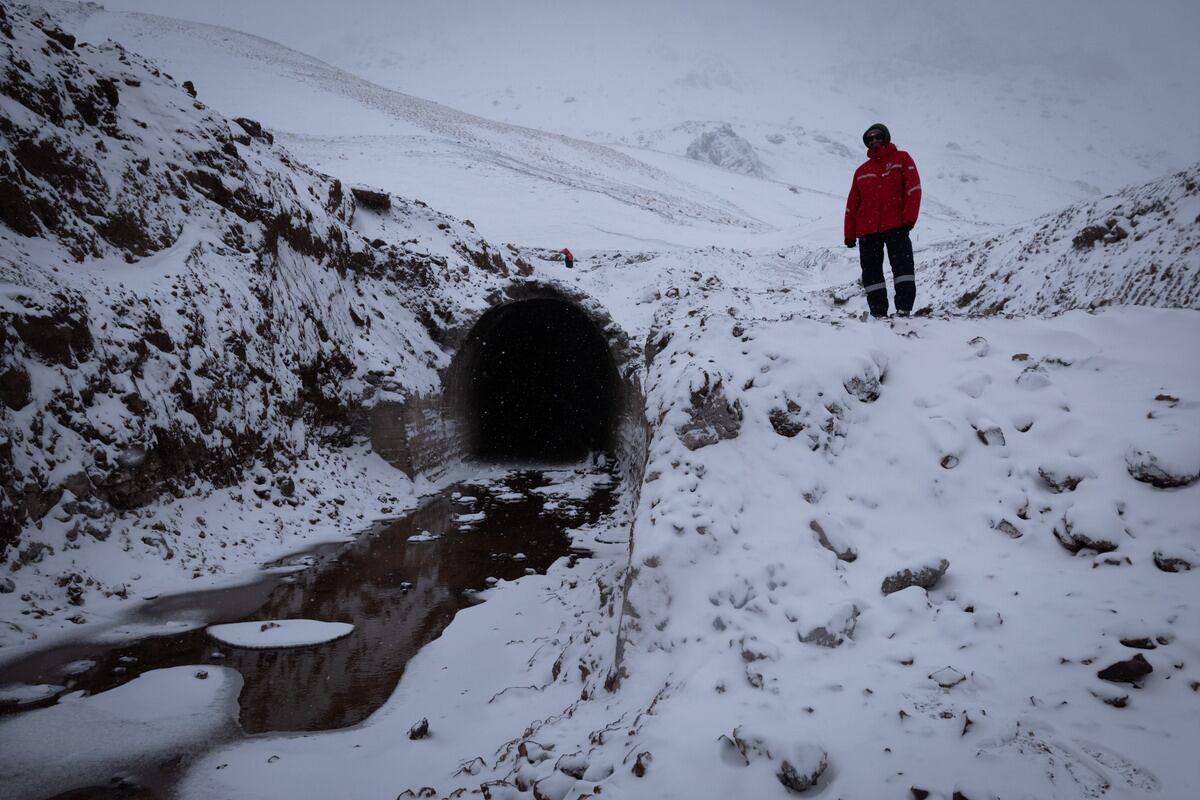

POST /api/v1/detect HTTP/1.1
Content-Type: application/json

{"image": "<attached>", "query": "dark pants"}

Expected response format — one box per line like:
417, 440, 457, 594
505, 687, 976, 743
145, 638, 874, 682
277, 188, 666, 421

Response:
858, 227, 915, 317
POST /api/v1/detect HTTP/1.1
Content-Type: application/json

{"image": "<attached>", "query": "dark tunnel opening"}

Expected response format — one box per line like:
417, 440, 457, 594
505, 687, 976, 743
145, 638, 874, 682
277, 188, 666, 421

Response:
457, 298, 620, 462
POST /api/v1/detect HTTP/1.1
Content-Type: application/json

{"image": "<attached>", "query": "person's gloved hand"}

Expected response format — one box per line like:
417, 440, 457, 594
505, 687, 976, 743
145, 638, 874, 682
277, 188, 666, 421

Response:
903, 223, 914, 232
844, 238, 856, 249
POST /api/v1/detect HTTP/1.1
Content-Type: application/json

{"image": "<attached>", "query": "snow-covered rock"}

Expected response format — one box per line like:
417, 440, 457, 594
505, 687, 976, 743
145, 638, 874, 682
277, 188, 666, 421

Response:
684, 123, 766, 178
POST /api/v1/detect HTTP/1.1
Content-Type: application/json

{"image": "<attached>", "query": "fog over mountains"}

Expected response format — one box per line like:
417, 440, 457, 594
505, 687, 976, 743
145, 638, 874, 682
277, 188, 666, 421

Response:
68, 0, 1200, 246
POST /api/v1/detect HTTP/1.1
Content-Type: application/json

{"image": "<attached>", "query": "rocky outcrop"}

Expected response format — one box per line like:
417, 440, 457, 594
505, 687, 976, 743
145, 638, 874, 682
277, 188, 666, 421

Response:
0, 5, 516, 552
919, 163, 1200, 316
685, 123, 765, 178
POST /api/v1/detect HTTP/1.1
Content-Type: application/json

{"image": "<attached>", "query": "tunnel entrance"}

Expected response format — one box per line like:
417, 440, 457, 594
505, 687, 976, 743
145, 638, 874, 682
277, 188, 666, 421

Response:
455, 298, 620, 461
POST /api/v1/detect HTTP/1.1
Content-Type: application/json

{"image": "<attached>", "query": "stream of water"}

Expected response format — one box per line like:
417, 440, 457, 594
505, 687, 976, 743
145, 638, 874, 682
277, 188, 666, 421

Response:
0, 466, 617, 800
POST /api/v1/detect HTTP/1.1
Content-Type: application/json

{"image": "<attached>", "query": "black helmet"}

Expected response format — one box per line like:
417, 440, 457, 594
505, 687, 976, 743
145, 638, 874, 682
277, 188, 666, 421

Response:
862, 123, 891, 147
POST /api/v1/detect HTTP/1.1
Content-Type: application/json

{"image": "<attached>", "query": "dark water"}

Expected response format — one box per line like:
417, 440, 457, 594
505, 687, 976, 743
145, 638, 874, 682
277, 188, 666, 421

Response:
0, 468, 615, 745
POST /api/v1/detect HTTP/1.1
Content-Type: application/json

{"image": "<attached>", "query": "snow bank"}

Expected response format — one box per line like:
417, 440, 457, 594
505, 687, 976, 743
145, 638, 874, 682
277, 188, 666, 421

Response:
0, 665, 242, 799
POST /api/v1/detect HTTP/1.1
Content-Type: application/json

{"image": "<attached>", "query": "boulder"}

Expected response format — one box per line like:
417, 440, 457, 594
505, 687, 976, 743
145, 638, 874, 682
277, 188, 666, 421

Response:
844, 371, 881, 403
1053, 513, 1119, 554
799, 604, 860, 648
675, 375, 742, 450
1125, 447, 1199, 489
0, 364, 32, 410
809, 519, 857, 562
769, 400, 805, 438
1152, 550, 1192, 572
777, 745, 828, 793
882, 558, 949, 595
1038, 462, 1091, 493
407, 717, 430, 739
1097, 654, 1153, 684
233, 117, 273, 144
351, 186, 391, 212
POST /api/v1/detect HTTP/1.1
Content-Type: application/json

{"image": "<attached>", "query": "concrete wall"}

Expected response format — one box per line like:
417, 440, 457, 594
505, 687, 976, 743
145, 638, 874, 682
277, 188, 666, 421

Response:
368, 282, 648, 490
368, 394, 466, 481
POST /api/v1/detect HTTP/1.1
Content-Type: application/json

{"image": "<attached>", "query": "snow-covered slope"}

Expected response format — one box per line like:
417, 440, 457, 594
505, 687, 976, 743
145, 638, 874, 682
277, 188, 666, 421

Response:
905, 165, 1200, 316
177, 305, 1200, 799
0, 2, 528, 630
30, 1, 790, 251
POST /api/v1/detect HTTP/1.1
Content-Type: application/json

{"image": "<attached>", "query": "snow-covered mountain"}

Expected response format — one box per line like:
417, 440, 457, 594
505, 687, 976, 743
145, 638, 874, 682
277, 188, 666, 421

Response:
1, 2, 1198, 799
53, 0, 1200, 245
30, 0, 1200, 252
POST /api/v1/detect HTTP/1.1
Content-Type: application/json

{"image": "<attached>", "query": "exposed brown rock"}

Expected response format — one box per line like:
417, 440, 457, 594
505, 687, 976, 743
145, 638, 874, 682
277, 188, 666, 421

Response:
35, 22, 75, 50
10, 303, 94, 367
1119, 638, 1156, 650
1039, 466, 1085, 493
769, 399, 807, 439
1152, 550, 1192, 573
844, 370, 881, 402
233, 117, 273, 144
1073, 218, 1129, 250
0, 364, 32, 410
1097, 653, 1153, 684
351, 186, 391, 211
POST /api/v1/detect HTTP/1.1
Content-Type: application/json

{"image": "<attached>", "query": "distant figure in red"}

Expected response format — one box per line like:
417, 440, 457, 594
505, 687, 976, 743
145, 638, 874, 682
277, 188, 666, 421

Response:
844, 123, 921, 318
562, 247, 574, 269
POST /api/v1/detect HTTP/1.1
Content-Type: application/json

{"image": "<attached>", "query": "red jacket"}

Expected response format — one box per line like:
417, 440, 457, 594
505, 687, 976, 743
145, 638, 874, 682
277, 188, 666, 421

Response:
844, 143, 921, 240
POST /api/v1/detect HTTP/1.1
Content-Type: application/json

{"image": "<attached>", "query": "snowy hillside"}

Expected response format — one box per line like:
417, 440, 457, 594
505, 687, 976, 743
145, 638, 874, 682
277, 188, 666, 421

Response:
35, 0, 785, 251
0, 1, 530, 632
1, 2, 1198, 800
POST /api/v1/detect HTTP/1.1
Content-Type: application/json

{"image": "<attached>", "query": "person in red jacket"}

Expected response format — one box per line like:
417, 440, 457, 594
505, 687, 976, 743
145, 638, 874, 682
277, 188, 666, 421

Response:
562, 247, 574, 269
844, 123, 921, 318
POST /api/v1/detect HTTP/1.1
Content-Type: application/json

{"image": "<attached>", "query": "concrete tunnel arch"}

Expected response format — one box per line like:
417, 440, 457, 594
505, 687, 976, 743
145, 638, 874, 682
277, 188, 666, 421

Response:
447, 297, 622, 461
